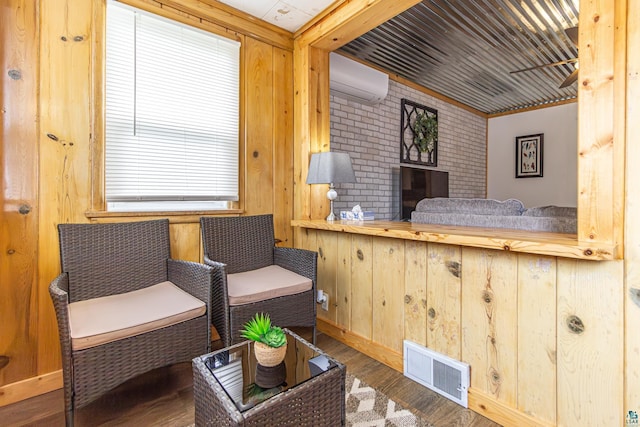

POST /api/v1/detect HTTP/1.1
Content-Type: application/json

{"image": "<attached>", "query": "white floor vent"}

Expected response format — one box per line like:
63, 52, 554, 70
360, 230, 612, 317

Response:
403, 340, 470, 408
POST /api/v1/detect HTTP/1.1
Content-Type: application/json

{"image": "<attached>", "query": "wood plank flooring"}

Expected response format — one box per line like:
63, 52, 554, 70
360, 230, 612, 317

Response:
0, 333, 501, 426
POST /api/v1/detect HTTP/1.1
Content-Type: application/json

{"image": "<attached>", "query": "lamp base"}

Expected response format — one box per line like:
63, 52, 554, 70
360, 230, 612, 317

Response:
326, 185, 337, 222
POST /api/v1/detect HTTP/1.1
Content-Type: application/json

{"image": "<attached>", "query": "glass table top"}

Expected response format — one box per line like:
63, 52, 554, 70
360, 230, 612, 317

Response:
204, 331, 338, 412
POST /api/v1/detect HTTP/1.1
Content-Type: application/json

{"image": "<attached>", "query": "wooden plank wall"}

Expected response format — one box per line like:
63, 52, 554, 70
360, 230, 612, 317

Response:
0, 0, 40, 389
625, 0, 640, 417
0, 0, 294, 405
301, 231, 625, 426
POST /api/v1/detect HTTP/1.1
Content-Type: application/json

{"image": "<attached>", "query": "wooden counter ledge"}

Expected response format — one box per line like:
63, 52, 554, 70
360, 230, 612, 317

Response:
292, 219, 617, 261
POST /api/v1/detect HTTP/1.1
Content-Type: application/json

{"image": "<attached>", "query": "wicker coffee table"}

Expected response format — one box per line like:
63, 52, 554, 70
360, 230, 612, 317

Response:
192, 329, 345, 426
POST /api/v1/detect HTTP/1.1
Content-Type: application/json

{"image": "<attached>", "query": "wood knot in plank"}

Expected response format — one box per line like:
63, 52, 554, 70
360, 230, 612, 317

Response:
488, 366, 502, 396
566, 315, 585, 334
482, 290, 493, 304
445, 261, 461, 278
583, 249, 593, 256
0, 355, 9, 370
356, 249, 364, 261
8, 69, 21, 80
318, 247, 324, 259
428, 307, 436, 319
404, 295, 412, 304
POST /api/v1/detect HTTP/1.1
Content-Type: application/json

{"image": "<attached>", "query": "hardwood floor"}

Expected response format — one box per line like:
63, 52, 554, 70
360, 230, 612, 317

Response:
0, 333, 501, 426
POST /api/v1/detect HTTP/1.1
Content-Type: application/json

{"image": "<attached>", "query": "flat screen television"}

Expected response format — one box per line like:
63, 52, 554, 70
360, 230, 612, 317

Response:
400, 166, 449, 220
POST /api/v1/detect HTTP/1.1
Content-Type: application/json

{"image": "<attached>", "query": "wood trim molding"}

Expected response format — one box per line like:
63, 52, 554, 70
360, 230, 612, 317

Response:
296, 0, 422, 50
0, 370, 63, 408
487, 97, 577, 118
468, 389, 555, 427
317, 318, 403, 372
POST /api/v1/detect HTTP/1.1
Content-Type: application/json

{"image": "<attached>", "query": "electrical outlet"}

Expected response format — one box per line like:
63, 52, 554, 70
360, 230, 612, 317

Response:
317, 290, 329, 311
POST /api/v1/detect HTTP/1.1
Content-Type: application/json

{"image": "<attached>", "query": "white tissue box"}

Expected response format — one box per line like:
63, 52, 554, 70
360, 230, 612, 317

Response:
340, 211, 375, 220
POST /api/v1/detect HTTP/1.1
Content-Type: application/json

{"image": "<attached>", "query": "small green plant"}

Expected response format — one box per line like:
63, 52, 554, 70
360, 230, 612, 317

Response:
240, 313, 287, 348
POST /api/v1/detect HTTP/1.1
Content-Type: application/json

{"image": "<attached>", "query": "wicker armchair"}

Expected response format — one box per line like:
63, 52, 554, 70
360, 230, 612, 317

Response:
200, 214, 318, 346
49, 219, 212, 427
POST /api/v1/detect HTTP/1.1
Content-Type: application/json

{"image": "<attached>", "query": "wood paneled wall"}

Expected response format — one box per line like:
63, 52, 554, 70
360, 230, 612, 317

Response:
1, 0, 40, 390
0, 0, 294, 404
301, 230, 624, 426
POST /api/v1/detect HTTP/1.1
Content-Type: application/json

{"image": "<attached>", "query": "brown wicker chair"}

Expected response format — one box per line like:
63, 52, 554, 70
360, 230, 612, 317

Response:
200, 214, 317, 346
49, 219, 212, 427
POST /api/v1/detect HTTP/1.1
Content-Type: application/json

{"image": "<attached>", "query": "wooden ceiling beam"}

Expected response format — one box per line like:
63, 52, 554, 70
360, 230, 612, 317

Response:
295, 0, 422, 50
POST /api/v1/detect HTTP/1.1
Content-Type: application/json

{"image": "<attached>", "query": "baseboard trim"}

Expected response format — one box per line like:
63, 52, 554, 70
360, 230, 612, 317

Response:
468, 389, 555, 427
318, 319, 554, 427
0, 370, 63, 407
317, 318, 403, 371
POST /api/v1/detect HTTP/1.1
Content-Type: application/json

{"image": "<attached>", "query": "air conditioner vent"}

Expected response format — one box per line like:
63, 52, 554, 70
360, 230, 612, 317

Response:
403, 340, 470, 407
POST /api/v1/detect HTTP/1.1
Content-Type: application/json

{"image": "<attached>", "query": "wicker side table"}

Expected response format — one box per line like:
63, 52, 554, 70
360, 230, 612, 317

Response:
193, 329, 345, 426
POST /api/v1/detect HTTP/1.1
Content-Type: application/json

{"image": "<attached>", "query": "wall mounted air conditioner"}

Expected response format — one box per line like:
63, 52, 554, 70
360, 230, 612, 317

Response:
330, 52, 389, 105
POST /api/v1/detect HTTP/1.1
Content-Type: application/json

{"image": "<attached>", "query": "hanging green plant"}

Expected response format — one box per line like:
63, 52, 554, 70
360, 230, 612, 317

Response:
413, 111, 438, 153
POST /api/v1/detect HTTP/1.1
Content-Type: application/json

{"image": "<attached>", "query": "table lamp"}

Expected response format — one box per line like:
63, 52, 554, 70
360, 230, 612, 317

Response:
306, 152, 357, 221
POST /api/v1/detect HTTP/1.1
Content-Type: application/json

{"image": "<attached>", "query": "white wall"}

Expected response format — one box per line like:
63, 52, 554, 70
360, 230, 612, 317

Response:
487, 103, 577, 208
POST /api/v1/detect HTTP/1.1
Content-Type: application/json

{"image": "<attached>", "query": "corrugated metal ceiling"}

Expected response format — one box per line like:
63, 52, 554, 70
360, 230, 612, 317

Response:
339, 0, 579, 114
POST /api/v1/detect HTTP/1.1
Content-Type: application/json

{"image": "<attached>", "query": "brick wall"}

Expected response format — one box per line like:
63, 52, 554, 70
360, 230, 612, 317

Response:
330, 80, 487, 220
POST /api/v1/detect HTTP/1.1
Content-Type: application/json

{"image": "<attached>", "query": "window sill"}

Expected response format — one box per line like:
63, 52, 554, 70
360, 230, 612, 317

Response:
86, 209, 243, 224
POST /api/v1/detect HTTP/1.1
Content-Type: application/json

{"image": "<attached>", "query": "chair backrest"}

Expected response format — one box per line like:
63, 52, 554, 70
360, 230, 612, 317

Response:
200, 215, 275, 274
58, 219, 171, 302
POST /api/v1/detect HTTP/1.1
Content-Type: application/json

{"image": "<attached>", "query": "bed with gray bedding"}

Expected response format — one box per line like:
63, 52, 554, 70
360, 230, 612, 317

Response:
410, 198, 577, 234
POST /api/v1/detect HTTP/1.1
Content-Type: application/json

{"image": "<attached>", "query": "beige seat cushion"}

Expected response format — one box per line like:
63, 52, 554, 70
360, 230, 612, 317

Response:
227, 265, 312, 306
68, 281, 206, 351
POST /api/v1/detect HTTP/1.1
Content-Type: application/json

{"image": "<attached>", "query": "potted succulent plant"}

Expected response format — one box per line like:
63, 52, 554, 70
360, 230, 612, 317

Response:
240, 313, 287, 367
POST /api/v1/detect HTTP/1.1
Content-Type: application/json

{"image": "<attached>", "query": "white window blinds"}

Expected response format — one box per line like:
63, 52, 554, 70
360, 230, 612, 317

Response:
105, 1, 240, 211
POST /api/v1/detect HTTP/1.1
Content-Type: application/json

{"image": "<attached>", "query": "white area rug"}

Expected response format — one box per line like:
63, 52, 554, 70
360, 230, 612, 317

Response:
345, 374, 434, 427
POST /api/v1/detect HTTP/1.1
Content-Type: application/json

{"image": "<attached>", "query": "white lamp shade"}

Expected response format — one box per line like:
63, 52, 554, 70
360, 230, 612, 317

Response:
306, 152, 357, 185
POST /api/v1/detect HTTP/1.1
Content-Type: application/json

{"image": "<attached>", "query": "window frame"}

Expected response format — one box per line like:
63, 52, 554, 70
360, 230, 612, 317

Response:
89, 0, 245, 219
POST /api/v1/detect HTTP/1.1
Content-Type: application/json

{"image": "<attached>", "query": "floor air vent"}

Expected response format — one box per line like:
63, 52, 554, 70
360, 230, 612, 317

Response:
403, 340, 470, 407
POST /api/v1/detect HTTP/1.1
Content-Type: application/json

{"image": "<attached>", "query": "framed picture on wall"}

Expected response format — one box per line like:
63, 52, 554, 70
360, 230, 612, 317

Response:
515, 133, 543, 178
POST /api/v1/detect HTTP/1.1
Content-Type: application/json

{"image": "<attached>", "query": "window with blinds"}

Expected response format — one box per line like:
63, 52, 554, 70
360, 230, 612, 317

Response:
105, 1, 240, 212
